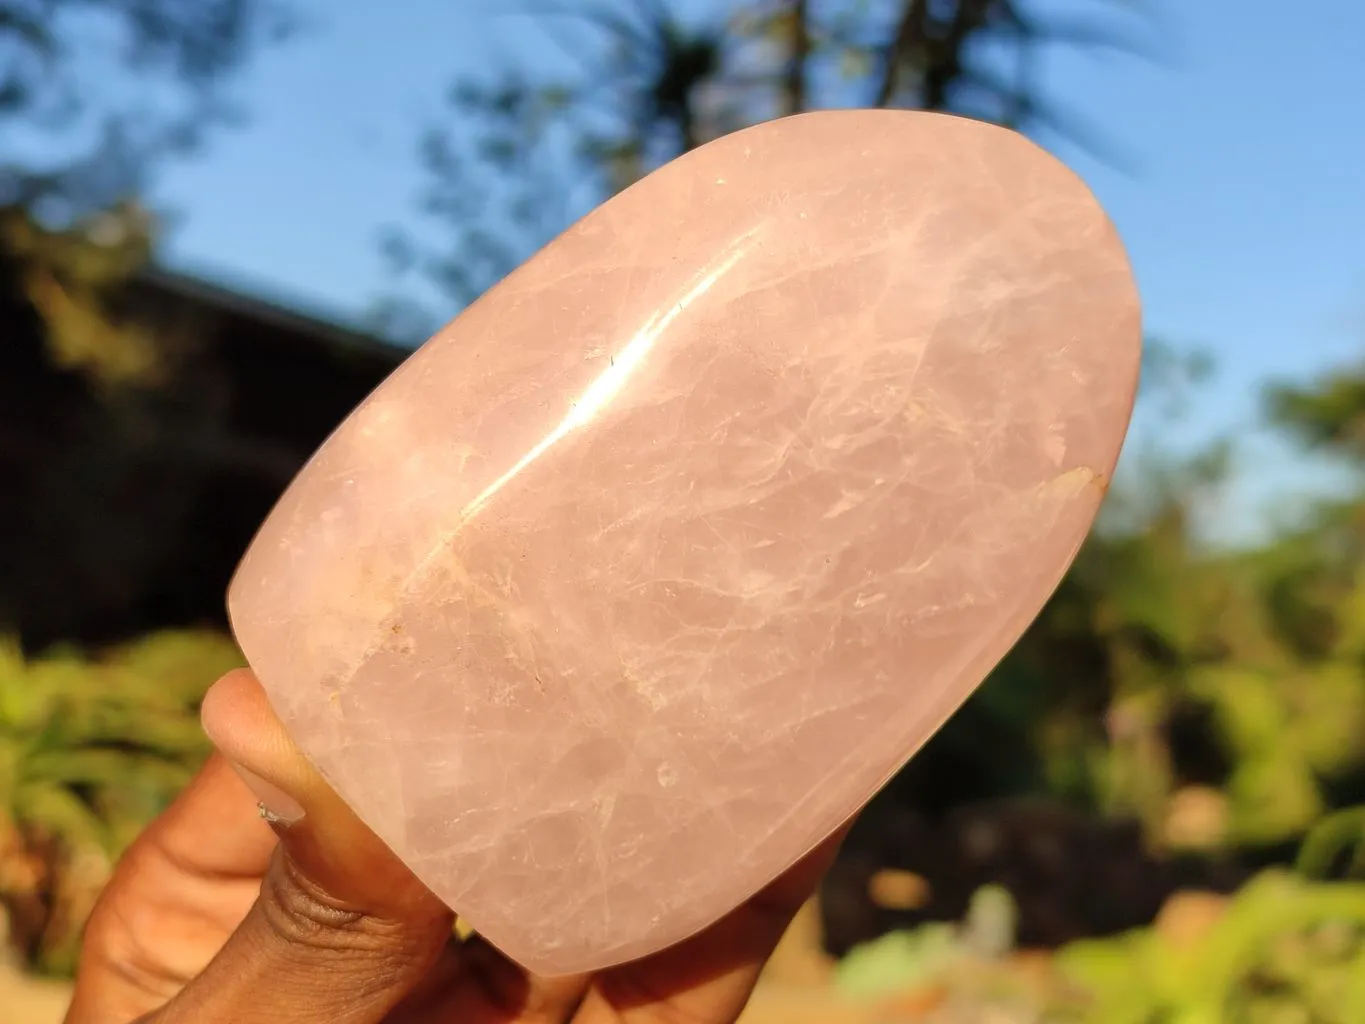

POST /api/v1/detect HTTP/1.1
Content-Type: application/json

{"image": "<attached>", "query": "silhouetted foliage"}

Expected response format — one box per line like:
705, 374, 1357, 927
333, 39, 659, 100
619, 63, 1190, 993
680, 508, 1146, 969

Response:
0, 0, 294, 225
377, 0, 1145, 329
1268, 366, 1365, 460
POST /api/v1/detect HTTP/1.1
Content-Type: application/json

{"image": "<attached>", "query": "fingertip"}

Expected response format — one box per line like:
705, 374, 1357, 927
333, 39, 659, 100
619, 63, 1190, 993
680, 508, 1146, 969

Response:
201, 669, 315, 825
201, 669, 296, 766
199, 671, 417, 883
200, 668, 255, 747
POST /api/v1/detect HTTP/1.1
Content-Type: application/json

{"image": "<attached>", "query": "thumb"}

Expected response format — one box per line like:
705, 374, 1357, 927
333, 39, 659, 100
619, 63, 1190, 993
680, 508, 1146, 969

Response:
149, 669, 454, 1024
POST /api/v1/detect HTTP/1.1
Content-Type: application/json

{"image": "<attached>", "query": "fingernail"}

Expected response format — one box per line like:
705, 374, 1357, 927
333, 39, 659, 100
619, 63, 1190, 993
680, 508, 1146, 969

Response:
229, 764, 306, 825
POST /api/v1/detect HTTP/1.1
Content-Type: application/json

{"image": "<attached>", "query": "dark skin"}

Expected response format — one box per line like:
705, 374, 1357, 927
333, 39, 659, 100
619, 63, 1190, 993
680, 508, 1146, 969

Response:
66, 669, 845, 1024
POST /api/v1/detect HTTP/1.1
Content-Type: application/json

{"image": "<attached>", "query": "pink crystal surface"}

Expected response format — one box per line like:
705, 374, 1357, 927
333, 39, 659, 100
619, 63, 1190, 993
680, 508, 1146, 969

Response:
228, 109, 1141, 975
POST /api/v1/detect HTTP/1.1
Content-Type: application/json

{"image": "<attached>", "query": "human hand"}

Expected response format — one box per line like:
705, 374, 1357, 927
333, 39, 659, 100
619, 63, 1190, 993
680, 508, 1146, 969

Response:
66, 669, 843, 1024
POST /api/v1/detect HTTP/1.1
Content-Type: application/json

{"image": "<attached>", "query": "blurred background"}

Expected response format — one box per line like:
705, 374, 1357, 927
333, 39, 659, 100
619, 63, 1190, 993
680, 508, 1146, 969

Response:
2, 0, 1363, 1020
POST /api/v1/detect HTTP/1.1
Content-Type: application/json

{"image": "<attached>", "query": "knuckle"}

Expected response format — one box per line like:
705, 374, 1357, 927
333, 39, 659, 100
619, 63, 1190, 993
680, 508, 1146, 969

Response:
259, 854, 371, 950
257, 852, 426, 962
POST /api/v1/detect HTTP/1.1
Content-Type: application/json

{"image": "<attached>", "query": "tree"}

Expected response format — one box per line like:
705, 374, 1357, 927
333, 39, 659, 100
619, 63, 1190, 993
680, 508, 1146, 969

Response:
1268, 365, 1365, 463
0, 0, 294, 223
379, 0, 1146, 329
1, 0, 296, 386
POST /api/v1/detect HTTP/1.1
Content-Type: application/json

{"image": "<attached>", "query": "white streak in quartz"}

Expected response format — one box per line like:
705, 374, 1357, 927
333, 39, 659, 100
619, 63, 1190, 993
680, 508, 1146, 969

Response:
461, 227, 760, 522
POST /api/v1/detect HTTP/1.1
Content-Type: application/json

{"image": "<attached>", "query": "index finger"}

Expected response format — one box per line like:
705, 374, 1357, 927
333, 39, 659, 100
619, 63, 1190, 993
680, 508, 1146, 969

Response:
68, 755, 277, 1022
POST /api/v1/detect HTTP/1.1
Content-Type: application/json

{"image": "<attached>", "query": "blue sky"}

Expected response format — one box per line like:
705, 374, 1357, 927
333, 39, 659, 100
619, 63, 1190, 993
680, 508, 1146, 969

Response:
148, 0, 1365, 539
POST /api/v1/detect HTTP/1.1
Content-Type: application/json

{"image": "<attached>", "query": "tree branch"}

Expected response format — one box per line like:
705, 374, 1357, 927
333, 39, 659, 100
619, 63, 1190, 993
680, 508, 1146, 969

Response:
873, 0, 925, 107
784, 0, 810, 114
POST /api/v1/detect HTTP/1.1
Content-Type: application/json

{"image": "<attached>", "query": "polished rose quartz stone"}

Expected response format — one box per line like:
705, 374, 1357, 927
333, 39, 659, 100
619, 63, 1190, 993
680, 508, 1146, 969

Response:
228, 109, 1141, 975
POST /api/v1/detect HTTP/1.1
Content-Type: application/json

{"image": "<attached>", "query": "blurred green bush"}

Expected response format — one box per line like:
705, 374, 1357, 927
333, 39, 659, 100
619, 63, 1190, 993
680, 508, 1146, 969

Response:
1057, 871, 1365, 1023
0, 630, 241, 974
835, 869, 1365, 1022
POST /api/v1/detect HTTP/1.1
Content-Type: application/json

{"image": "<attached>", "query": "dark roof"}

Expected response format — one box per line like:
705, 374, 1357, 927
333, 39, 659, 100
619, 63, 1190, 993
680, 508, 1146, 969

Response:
131, 263, 405, 363
2, 260, 408, 649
